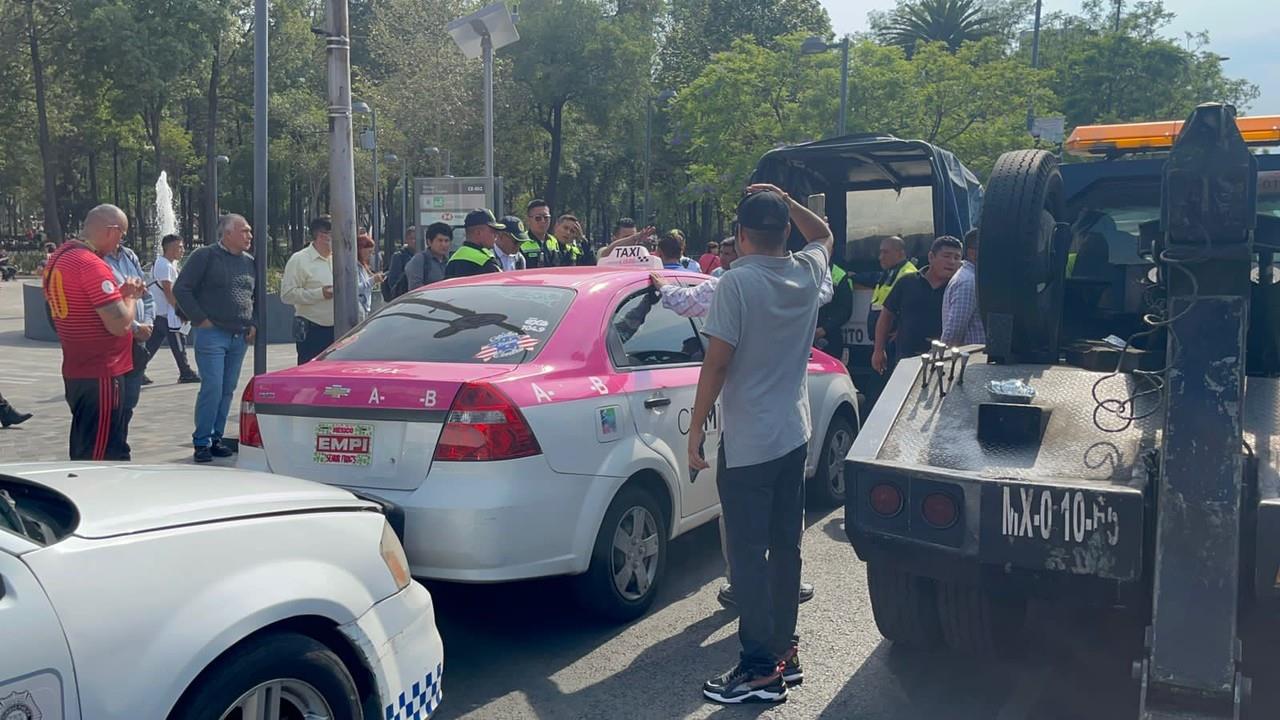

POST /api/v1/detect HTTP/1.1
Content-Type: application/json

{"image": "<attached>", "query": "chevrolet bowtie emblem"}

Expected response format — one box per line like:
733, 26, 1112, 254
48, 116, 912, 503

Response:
323, 385, 352, 399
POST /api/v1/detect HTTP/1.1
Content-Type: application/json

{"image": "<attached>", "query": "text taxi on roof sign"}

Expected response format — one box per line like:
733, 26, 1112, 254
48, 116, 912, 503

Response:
598, 244, 664, 270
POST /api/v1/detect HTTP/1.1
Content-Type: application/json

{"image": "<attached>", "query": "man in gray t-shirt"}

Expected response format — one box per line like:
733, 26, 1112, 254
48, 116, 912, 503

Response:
692, 184, 833, 705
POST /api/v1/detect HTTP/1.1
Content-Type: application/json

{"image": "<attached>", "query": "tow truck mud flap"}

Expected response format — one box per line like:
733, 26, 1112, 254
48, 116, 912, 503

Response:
980, 480, 1143, 581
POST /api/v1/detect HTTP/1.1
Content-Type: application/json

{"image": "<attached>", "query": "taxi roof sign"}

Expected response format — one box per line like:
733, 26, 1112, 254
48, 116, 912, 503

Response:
598, 244, 663, 270
1065, 115, 1280, 157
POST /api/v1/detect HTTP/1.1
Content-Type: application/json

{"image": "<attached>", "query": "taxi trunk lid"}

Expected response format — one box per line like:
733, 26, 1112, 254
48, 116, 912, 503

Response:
252, 361, 513, 491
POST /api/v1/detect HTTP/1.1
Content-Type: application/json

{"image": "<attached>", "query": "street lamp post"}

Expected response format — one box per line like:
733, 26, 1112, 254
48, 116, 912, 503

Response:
802, 36, 850, 137
425, 146, 452, 177
353, 101, 379, 266
448, 3, 519, 211
211, 155, 229, 241
644, 89, 676, 224
252, 0, 269, 375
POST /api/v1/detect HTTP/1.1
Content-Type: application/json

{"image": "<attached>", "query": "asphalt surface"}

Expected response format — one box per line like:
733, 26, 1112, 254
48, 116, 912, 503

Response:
4, 279, 1277, 719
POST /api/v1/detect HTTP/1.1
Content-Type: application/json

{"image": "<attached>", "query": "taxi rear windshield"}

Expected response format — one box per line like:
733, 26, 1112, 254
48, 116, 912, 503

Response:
320, 286, 575, 364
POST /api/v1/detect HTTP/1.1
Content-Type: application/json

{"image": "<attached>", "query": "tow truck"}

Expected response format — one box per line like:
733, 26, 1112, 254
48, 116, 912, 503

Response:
844, 104, 1280, 719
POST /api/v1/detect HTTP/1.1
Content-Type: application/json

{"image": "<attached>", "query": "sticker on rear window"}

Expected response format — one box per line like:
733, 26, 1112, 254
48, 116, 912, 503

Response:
522, 317, 549, 334
475, 332, 539, 362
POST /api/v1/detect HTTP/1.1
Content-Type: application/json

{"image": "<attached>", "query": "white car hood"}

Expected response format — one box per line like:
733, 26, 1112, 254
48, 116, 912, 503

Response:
1, 463, 375, 539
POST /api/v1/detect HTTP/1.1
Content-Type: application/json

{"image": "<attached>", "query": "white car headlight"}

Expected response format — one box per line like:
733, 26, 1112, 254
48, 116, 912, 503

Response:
380, 521, 412, 591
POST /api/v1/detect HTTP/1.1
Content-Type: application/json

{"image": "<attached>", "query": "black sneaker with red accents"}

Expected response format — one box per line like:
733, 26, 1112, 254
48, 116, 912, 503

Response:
703, 663, 787, 704
781, 644, 803, 685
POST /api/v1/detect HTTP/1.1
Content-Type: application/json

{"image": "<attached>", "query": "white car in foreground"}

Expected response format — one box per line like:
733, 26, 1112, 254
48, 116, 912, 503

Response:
0, 463, 444, 720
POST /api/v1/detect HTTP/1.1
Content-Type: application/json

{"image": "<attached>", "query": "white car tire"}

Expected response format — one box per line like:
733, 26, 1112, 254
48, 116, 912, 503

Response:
169, 631, 363, 720
575, 484, 669, 622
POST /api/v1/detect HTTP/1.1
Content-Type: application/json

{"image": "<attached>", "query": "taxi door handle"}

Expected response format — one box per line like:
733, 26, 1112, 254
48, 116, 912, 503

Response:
644, 397, 671, 409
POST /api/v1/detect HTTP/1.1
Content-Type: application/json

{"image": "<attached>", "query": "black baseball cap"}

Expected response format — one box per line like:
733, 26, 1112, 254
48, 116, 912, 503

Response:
464, 208, 504, 229
736, 191, 790, 231
498, 215, 531, 242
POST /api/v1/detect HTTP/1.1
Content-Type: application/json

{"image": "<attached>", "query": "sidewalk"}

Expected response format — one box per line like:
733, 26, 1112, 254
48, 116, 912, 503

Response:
0, 280, 294, 465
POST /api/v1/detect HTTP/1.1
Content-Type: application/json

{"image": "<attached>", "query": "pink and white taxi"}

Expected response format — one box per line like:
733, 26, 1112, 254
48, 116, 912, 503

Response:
239, 260, 857, 620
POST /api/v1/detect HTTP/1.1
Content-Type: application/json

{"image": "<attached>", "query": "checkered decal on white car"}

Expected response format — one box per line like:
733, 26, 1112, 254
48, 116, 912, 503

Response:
385, 663, 443, 720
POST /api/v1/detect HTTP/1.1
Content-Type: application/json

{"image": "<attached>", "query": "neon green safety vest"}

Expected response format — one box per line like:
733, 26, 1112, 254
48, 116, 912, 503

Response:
567, 242, 583, 262
831, 264, 849, 287
448, 244, 495, 267
520, 234, 561, 263
871, 260, 918, 310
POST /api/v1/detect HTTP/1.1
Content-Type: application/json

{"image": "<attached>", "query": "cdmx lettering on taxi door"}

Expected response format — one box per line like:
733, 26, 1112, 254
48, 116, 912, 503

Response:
677, 404, 720, 435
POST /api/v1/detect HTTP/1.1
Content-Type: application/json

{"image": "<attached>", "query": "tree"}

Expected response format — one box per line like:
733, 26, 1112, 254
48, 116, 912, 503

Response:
657, 0, 832, 93
875, 0, 996, 56
1033, 0, 1258, 125
670, 35, 1057, 216
20, 0, 65, 241
506, 0, 654, 211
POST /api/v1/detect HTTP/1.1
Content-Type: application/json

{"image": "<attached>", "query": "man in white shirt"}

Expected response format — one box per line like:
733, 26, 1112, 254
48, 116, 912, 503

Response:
145, 234, 199, 382
281, 216, 335, 364
495, 216, 529, 271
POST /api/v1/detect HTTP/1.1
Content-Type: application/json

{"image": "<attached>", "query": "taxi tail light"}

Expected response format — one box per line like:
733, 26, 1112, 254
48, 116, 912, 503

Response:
240, 379, 263, 449
434, 383, 541, 461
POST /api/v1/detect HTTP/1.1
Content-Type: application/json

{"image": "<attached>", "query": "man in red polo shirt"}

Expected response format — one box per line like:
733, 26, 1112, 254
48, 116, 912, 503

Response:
43, 204, 146, 460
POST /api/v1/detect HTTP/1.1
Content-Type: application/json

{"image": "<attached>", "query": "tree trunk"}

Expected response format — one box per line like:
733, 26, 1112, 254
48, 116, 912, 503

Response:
27, 0, 62, 241
205, 33, 222, 244
546, 102, 564, 211
112, 140, 120, 207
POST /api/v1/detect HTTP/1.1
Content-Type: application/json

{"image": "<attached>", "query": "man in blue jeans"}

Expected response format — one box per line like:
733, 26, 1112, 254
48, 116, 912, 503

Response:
173, 214, 257, 463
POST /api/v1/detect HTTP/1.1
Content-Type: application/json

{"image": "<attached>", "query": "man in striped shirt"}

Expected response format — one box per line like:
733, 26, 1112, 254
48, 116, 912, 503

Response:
43, 205, 147, 460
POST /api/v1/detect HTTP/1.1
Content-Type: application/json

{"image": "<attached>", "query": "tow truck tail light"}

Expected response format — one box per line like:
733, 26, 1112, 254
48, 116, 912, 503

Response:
922, 493, 958, 529
869, 483, 904, 517
434, 383, 542, 462
240, 379, 263, 449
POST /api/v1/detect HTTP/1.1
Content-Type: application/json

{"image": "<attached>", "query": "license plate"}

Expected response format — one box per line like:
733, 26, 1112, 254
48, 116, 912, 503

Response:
314, 423, 373, 466
980, 482, 1142, 581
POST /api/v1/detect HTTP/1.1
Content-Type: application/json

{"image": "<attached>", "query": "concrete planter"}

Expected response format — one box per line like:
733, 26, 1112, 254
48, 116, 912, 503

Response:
23, 281, 297, 345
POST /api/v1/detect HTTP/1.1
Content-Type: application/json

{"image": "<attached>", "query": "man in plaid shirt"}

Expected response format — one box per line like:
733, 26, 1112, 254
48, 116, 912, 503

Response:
941, 228, 985, 346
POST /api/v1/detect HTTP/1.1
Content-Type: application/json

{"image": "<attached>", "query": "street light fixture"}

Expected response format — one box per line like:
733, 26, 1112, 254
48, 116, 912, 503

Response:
352, 100, 382, 264
644, 89, 676, 224
424, 146, 452, 177
801, 35, 850, 137
447, 2, 519, 210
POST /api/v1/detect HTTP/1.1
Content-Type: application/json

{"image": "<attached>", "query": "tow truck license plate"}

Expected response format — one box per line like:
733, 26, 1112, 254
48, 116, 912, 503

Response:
314, 423, 373, 466
980, 482, 1141, 581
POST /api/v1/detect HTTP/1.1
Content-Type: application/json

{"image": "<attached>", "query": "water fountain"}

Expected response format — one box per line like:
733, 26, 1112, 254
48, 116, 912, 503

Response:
153, 171, 178, 261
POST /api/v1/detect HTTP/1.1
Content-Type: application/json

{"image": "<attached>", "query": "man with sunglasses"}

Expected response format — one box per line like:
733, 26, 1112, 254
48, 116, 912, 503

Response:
43, 204, 148, 460
522, 199, 563, 268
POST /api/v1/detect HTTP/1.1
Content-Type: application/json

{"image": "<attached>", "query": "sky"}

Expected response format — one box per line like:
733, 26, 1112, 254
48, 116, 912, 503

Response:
818, 0, 1279, 115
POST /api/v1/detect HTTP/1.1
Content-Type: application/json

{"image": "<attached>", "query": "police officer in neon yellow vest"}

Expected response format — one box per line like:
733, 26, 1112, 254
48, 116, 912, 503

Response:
852, 235, 917, 351
445, 209, 504, 279
522, 199, 563, 268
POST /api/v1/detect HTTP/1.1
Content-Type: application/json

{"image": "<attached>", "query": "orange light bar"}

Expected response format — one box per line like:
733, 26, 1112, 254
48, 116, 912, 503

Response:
1064, 115, 1280, 157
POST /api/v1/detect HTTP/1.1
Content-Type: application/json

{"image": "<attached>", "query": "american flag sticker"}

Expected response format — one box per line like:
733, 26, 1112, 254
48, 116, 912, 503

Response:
475, 332, 539, 362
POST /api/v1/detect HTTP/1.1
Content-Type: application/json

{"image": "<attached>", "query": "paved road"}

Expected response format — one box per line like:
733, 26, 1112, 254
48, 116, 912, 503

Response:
0, 278, 1237, 720
0, 280, 294, 464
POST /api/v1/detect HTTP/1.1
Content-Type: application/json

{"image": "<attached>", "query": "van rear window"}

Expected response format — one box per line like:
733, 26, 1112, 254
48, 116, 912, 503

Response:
321, 286, 575, 364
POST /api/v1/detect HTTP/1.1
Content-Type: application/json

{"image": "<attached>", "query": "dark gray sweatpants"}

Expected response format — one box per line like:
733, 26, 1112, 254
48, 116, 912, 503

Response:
717, 441, 806, 674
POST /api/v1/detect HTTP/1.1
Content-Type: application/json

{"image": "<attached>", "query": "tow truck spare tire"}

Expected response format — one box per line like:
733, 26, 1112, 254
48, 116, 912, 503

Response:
977, 149, 1069, 363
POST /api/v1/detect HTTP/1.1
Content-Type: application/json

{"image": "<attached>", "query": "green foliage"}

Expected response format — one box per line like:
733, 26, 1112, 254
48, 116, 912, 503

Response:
875, 0, 997, 55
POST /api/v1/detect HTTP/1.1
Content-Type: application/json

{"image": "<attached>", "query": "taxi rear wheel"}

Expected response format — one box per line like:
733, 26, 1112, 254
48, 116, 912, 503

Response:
576, 485, 668, 622
810, 415, 856, 507
170, 632, 362, 720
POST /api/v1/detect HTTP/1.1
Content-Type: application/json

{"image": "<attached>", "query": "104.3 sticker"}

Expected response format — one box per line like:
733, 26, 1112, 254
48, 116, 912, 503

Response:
521, 317, 549, 334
